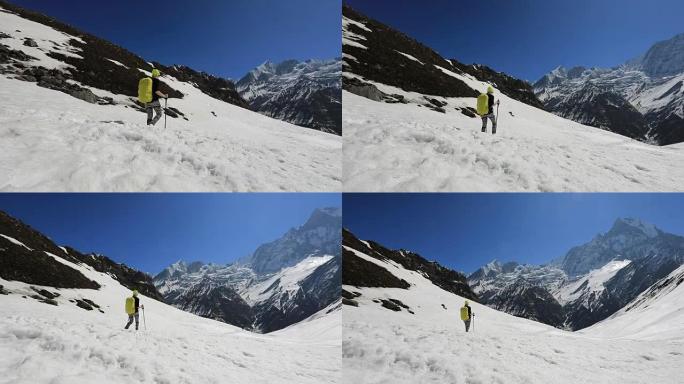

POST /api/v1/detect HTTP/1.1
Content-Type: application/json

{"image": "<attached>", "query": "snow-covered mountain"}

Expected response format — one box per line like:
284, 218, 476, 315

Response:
154, 207, 342, 333
342, 5, 684, 192
237, 59, 342, 135
343, 225, 683, 383
534, 33, 684, 146
0, 210, 341, 384
0, 1, 341, 192
468, 218, 684, 330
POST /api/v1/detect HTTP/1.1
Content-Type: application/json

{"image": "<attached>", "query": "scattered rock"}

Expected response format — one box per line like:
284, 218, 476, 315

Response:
441, 304, 447, 310
211, 111, 217, 117
81, 298, 100, 308
460, 107, 477, 118
23, 38, 38, 47
342, 289, 362, 300
97, 96, 115, 105
30, 287, 60, 299
380, 299, 401, 312
0, 284, 8, 295
75, 299, 93, 311
388, 298, 410, 310
68, 88, 98, 104
30, 295, 58, 306
0, 32, 10, 39
342, 298, 359, 307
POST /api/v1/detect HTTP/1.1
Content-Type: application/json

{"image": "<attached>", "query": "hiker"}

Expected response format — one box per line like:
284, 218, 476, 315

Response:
476, 86, 500, 134
124, 290, 144, 331
140, 69, 168, 127
460, 300, 473, 332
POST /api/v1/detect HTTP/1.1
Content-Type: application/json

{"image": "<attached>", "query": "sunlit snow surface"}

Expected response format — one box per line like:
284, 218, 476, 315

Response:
342, 244, 683, 384
342, 81, 684, 192
0, 251, 341, 384
0, 7, 341, 192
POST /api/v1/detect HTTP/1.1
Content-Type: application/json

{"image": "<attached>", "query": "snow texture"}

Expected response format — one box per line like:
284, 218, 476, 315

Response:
343, 76, 684, 191
343, 244, 683, 384
0, 9, 341, 192
0, 250, 340, 384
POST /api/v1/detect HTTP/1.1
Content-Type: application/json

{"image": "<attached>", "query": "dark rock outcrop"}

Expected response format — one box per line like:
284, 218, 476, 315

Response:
0, 209, 164, 301
342, 5, 543, 110
0, 1, 249, 112
343, 228, 477, 300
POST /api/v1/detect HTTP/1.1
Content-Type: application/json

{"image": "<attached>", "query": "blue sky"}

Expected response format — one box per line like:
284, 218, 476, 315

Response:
0, 193, 341, 275
343, 193, 684, 275
345, 0, 684, 82
9, 0, 341, 79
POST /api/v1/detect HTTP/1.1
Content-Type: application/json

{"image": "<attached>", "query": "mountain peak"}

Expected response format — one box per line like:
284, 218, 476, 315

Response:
610, 218, 660, 238
640, 32, 684, 78
301, 207, 342, 231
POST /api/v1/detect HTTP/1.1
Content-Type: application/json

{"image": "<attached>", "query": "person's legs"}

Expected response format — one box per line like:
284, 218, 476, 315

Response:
125, 315, 134, 329
489, 114, 497, 134
134, 312, 140, 330
464, 319, 471, 332
151, 101, 163, 125
481, 116, 488, 132
146, 104, 154, 125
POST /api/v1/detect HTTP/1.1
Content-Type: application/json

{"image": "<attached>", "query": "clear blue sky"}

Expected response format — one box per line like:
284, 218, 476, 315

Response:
8, 0, 341, 80
345, 0, 684, 82
343, 193, 684, 275
0, 193, 341, 275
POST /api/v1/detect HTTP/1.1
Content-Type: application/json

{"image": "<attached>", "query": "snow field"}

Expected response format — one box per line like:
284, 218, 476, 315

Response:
342, 245, 683, 384
0, 76, 341, 192
342, 74, 684, 192
0, 251, 341, 384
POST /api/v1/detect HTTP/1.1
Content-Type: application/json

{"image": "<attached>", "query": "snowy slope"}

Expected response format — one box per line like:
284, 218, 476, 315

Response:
0, 5, 341, 192
582, 264, 684, 342
343, 242, 682, 384
241, 254, 335, 305
0, 251, 340, 383
343, 86, 684, 191
556, 260, 631, 306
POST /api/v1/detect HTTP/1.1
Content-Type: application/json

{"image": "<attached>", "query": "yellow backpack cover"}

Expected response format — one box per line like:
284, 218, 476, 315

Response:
125, 296, 135, 314
476, 93, 489, 116
460, 306, 470, 321
138, 77, 153, 103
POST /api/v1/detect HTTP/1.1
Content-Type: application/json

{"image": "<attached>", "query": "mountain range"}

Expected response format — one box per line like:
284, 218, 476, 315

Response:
468, 218, 684, 330
534, 33, 684, 145
154, 207, 342, 333
237, 59, 342, 135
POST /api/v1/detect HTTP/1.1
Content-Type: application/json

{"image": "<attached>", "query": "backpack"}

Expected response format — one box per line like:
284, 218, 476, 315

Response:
138, 77, 153, 103
460, 306, 470, 321
125, 296, 135, 315
476, 93, 489, 116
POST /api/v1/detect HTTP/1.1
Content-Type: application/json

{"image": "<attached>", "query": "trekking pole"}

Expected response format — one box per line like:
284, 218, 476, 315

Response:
473, 313, 475, 332
143, 307, 147, 330
495, 101, 500, 134
164, 98, 168, 130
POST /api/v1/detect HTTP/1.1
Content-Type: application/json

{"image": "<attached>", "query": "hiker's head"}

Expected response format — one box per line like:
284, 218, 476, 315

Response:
487, 86, 494, 94
465, 300, 469, 306
151, 69, 161, 78
132, 290, 139, 297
